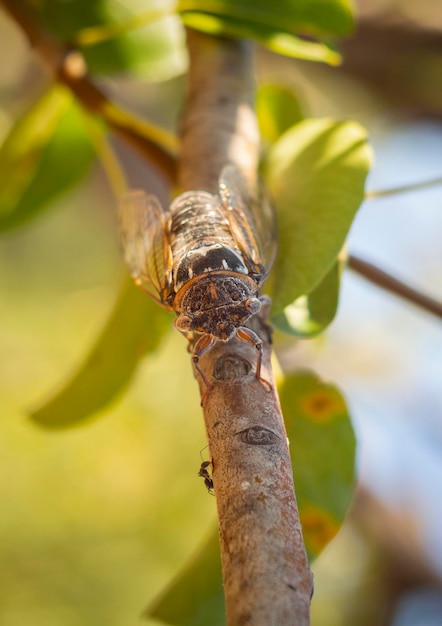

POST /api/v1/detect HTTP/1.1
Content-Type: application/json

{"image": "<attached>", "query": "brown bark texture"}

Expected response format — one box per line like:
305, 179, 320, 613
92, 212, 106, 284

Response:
179, 28, 313, 626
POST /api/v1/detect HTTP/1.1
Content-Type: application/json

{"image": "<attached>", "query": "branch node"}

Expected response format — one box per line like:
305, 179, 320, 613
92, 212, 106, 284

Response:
213, 354, 252, 380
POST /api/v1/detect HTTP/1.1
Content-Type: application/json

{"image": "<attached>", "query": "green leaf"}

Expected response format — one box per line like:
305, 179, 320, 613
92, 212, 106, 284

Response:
264, 118, 372, 313
148, 530, 224, 626
281, 371, 355, 559
180, 12, 341, 65
179, 0, 354, 38
272, 255, 344, 337
35, 0, 186, 79
30, 277, 171, 429
179, 0, 354, 64
0, 87, 96, 232
256, 84, 305, 145
147, 371, 355, 623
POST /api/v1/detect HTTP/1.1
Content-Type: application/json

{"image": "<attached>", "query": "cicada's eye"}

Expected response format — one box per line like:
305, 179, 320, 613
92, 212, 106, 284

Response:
175, 314, 193, 332
244, 297, 261, 316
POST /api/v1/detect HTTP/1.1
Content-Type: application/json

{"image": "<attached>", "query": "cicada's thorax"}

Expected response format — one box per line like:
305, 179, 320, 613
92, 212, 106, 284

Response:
169, 191, 245, 289
169, 191, 262, 340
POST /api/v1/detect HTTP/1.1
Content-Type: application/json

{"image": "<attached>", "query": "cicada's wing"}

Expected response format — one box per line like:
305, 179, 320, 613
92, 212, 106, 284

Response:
119, 190, 174, 309
219, 164, 277, 282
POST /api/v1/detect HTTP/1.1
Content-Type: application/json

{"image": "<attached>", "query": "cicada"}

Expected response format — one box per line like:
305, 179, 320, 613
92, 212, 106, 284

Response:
119, 164, 276, 390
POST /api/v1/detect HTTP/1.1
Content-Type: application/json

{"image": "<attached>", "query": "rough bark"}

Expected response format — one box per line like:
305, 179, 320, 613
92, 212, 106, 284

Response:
179, 29, 259, 193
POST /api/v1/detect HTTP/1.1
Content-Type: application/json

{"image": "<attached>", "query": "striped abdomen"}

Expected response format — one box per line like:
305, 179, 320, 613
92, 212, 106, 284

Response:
169, 190, 249, 291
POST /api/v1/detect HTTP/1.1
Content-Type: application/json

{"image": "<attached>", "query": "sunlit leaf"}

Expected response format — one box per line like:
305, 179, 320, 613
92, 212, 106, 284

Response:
0, 87, 95, 231
256, 84, 305, 145
273, 254, 345, 337
34, 0, 186, 79
180, 12, 341, 65
178, 0, 354, 38
264, 118, 372, 313
147, 370, 355, 622
148, 530, 224, 626
30, 277, 171, 429
281, 371, 355, 559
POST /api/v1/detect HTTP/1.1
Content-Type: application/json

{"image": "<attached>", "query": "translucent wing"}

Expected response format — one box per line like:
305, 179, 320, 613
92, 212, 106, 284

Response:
219, 164, 277, 281
119, 190, 174, 309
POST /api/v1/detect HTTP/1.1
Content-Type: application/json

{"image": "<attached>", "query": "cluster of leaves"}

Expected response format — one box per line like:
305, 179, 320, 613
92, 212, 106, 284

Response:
1, 1, 369, 623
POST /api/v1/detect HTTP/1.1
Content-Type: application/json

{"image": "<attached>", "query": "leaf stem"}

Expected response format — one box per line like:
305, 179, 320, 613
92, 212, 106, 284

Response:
80, 111, 128, 199
348, 254, 442, 320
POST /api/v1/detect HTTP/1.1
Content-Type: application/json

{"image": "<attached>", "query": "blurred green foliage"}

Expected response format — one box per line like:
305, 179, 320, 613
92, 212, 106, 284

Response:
180, 0, 352, 64
0, 178, 213, 625
26, 0, 353, 77
30, 276, 171, 429
34, 0, 187, 79
0, 87, 96, 231
180, 0, 354, 36
0, 0, 368, 623
256, 84, 305, 146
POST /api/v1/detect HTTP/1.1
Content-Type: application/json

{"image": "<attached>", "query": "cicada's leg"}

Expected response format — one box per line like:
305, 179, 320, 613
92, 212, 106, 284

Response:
192, 334, 216, 398
236, 326, 272, 391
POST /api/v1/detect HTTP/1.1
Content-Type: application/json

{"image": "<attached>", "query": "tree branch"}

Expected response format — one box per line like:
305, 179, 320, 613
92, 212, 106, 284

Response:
0, 0, 176, 183
341, 15, 442, 119
179, 28, 312, 625
348, 254, 442, 320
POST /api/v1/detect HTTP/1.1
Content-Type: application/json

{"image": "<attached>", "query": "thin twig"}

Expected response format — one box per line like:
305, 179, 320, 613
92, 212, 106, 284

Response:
179, 28, 312, 625
1, 0, 176, 183
348, 254, 442, 320
365, 176, 442, 199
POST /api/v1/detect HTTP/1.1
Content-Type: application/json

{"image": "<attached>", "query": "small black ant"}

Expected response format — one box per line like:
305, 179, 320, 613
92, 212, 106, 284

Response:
198, 459, 215, 495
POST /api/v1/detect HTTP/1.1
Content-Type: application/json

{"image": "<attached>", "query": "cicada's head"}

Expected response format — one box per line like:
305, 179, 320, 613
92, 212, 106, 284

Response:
174, 273, 261, 340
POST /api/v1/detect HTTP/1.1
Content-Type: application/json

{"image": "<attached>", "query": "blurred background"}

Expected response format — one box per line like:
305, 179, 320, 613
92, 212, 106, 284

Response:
0, 0, 442, 624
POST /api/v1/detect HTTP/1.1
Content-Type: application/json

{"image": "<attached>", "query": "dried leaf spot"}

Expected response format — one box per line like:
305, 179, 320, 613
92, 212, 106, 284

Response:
254, 475, 262, 483
238, 426, 280, 445
213, 354, 252, 380
300, 389, 345, 422
300, 504, 340, 557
